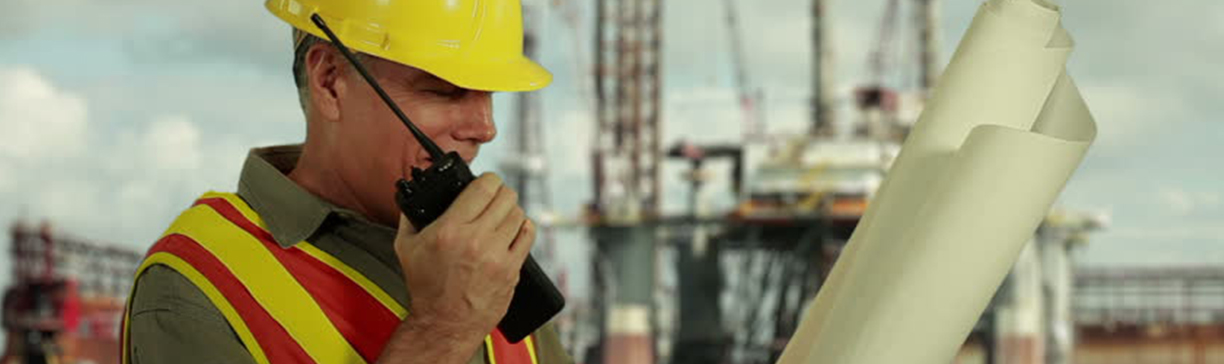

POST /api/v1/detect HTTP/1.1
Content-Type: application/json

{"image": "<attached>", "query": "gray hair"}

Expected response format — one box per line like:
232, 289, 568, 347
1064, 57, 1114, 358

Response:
292, 31, 373, 112
292, 33, 321, 110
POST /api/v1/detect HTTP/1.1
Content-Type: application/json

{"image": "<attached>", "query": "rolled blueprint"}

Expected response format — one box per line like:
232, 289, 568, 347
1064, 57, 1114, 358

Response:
776, 0, 1097, 363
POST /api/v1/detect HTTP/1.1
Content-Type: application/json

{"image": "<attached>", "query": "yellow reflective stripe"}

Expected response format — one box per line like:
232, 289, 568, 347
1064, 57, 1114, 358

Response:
202, 191, 518, 363
204, 192, 410, 319
485, 336, 498, 364
132, 252, 271, 364
525, 335, 539, 364
201, 191, 264, 225
123, 290, 132, 364
165, 205, 365, 364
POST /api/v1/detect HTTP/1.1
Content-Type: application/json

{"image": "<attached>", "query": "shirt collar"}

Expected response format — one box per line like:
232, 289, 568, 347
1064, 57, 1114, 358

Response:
236, 144, 338, 248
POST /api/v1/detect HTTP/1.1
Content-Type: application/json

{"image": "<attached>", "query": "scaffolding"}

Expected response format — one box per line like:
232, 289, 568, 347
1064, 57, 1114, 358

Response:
3, 220, 141, 364
1073, 267, 1224, 364
1076, 267, 1224, 327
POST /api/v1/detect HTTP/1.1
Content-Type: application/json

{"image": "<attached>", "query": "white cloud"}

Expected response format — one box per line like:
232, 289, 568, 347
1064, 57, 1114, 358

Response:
1, 0, 291, 75
1159, 188, 1195, 216
0, 67, 88, 161
1079, 84, 1185, 150
142, 115, 203, 171
1216, 9, 1224, 38
1108, 225, 1224, 243
0, 66, 246, 250
2, 0, 1221, 277
1203, 192, 1222, 206
1156, 187, 1222, 217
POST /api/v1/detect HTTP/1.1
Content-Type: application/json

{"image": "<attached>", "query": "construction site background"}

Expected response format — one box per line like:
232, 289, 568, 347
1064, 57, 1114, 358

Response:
1, 0, 1221, 363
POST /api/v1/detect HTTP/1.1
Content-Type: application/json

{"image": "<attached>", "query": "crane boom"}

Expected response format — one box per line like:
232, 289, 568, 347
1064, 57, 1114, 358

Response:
722, 0, 764, 140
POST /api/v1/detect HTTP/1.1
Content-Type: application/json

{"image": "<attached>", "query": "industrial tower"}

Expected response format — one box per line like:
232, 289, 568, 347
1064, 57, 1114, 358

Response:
588, 0, 664, 362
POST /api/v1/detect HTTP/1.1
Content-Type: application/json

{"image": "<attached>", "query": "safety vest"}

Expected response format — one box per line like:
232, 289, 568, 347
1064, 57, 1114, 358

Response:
121, 192, 539, 364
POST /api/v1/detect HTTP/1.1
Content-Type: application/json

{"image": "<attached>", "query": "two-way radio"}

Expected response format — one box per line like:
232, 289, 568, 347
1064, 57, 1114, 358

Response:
310, 14, 565, 344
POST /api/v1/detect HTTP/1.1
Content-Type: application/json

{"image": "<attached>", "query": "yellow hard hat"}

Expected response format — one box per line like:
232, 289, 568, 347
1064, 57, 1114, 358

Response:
265, 0, 552, 92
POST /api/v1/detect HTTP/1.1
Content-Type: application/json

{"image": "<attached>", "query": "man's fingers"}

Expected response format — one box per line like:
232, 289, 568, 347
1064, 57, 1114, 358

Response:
475, 185, 519, 232
493, 206, 527, 249
507, 219, 536, 263
441, 173, 503, 223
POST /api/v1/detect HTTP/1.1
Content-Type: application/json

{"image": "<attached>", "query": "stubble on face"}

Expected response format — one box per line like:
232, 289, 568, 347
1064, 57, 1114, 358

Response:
338, 58, 490, 227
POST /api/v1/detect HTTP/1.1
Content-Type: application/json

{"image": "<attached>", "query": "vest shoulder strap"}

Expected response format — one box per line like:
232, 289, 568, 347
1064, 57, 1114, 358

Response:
124, 193, 365, 364
123, 192, 540, 364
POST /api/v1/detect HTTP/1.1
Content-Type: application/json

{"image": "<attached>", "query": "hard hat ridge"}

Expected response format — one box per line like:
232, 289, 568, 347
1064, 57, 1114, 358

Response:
267, 0, 552, 92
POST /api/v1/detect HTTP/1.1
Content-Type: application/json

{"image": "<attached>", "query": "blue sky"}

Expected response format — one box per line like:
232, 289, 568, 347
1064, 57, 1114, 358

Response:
0, 0, 1221, 294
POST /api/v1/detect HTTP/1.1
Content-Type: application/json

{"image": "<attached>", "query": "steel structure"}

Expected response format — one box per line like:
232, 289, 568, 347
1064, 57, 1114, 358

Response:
588, 0, 664, 363
810, 0, 837, 136
579, 0, 935, 362
1073, 267, 1224, 364
720, 0, 766, 141
1075, 267, 1224, 327
2, 220, 141, 364
591, 0, 663, 222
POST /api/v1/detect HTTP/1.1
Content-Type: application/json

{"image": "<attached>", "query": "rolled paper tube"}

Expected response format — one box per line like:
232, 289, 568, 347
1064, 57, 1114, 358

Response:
775, 0, 1097, 363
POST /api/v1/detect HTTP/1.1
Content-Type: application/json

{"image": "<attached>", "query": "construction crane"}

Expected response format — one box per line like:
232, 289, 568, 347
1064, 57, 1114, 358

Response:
867, 0, 903, 86
721, 0, 765, 141
865, 0, 941, 90
853, 0, 943, 142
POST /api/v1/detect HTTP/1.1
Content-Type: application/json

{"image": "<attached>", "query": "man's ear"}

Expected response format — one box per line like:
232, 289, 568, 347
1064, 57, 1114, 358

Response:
306, 44, 346, 122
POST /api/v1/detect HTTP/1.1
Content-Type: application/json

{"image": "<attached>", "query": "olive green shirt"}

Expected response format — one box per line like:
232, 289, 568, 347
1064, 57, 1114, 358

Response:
127, 145, 572, 364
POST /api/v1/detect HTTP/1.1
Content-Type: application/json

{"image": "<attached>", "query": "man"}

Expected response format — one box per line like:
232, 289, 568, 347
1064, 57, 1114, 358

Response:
122, 1, 570, 363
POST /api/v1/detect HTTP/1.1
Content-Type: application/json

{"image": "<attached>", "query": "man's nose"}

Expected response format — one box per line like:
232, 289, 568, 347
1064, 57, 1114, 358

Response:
452, 91, 497, 144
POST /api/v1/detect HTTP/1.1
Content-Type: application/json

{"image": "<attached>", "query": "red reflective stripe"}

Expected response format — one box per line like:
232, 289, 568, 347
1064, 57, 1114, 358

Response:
149, 234, 314, 364
488, 329, 535, 364
196, 197, 398, 363
120, 305, 129, 364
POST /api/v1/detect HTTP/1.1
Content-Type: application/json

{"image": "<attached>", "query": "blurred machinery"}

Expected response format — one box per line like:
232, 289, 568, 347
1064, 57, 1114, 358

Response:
1073, 267, 1224, 364
567, 0, 930, 360
585, 0, 664, 362
720, 0, 766, 141
550, 0, 1217, 363
575, 0, 935, 363
6, 1, 1218, 364
961, 210, 1109, 364
500, 0, 589, 356
2, 220, 141, 364
0, 1, 1213, 363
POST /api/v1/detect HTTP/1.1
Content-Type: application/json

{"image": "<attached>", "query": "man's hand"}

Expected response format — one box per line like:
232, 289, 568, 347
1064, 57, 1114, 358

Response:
378, 173, 536, 363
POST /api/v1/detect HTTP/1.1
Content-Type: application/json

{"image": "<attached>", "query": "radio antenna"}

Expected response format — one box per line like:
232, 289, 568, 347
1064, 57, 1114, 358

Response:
310, 14, 446, 161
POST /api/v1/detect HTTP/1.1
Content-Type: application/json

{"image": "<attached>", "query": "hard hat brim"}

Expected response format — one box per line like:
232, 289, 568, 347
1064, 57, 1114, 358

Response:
267, 0, 552, 93
410, 55, 553, 93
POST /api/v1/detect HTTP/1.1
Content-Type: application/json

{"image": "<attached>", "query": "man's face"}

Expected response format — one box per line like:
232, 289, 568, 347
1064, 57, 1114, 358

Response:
328, 54, 496, 227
